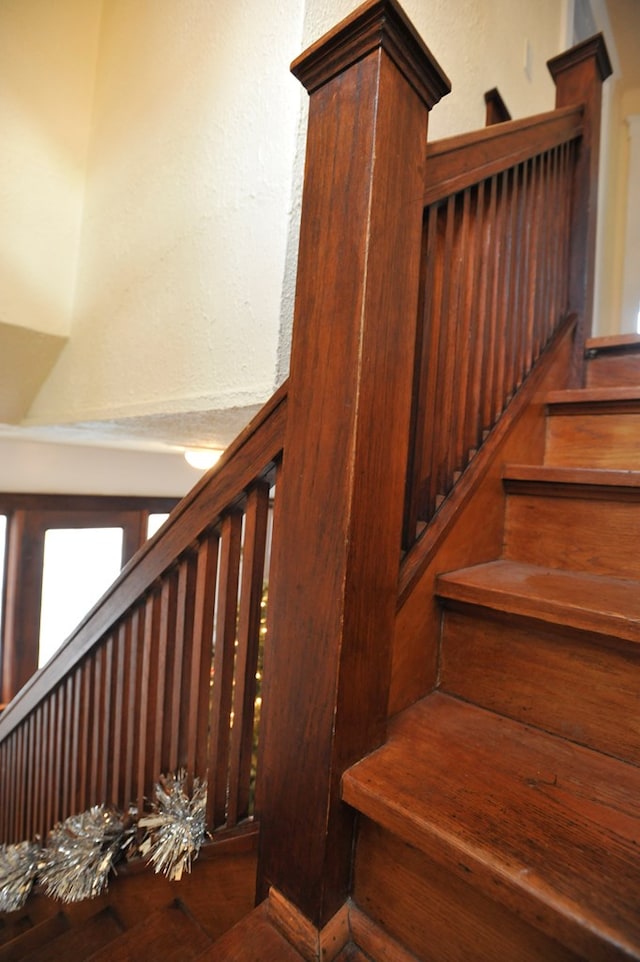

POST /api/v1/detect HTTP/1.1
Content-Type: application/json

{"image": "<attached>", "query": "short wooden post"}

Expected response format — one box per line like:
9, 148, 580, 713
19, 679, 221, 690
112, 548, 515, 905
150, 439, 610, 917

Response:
256, 0, 450, 930
548, 35, 612, 384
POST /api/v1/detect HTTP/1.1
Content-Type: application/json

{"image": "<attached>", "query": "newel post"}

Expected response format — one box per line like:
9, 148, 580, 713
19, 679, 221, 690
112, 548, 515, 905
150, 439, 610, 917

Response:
256, 0, 449, 931
548, 35, 612, 385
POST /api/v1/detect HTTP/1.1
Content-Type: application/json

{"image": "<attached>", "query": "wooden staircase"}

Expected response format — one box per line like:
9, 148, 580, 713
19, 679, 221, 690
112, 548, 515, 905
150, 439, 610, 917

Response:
342, 338, 640, 961
0, 832, 258, 962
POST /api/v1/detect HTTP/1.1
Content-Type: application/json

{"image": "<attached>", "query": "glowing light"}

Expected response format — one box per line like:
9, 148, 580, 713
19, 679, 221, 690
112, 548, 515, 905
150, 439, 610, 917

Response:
184, 448, 223, 470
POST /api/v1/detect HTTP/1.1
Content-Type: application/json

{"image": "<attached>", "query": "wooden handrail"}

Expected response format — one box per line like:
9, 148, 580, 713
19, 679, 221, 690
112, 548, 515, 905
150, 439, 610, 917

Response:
0, 381, 287, 843
0, 382, 287, 739
424, 104, 583, 205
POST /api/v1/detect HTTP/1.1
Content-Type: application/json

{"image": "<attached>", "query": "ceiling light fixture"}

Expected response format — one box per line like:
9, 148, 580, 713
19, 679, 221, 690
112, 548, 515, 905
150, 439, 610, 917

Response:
183, 448, 223, 470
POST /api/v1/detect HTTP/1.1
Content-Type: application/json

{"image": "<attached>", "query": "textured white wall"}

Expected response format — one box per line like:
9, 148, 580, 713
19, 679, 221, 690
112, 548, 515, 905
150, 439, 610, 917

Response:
0, 434, 202, 497
27, 0, 304, 434
302, 0, 563, 141
0, 0, 102, 338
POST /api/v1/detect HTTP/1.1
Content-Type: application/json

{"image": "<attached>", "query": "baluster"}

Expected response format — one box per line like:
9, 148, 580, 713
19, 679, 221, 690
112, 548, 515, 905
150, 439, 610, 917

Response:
100, 636, 115, 805
452, 187, 475, 474
172, 554, 197, 776
431, 194, 457, 502
507, 163, 523, 392
416, 206, 443, 523
154, 570, 178, 777
515, 158, 531, 379
466, 181, 486, 454
15, 727, 24, 842
89, 648, 103, 806
137, 590, 161, 815
184, 530, 219, 784
480, 174, 500, 433
121, 609, 139, 811
52, 685, 64, 826
61, 674, 74, 821
110, 621, 126, 809
77, 659, 92, 813
69, 666, 82, 818
227, 480, 270, 826
207, 509, 242, 830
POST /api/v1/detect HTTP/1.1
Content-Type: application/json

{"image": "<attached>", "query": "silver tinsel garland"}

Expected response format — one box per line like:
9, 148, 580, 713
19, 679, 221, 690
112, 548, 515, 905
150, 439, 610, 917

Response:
39, 806, 128, 903
0, 841, 42, 912
138, 772, 207, 881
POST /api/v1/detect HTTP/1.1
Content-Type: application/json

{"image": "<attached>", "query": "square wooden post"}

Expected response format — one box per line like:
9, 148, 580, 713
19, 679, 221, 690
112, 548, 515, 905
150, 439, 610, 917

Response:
548, 35, 612, 385
256, 0, 449, 930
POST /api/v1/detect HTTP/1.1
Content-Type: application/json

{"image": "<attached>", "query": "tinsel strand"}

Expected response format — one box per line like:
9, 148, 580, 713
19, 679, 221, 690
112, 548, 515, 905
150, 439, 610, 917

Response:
0, 841, 42, 912
138, 771, 207, 882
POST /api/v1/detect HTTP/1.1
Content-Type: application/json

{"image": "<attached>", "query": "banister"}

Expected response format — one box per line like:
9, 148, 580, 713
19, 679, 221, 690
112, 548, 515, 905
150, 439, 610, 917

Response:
0, 381, 287, 741
424, 104, 584, 205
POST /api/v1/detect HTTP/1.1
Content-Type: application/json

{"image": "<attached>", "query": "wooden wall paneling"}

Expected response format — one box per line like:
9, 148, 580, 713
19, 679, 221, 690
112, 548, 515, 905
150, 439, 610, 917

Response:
548, 35, 612, 383
227, 481, 269, 826
185, 530, 218, 784
258, 0, 450, 927
207, 510, 242, 829
1, 511, 44, 702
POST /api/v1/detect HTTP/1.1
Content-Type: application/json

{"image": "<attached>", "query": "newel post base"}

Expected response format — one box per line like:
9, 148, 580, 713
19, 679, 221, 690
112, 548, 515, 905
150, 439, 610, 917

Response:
256, 0, 449, 930
548, 34, 612, 385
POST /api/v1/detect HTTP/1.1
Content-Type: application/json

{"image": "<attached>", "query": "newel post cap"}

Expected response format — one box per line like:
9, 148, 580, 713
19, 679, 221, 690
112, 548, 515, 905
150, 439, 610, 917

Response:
291, 0, 451, 109
548, 33, 613, 86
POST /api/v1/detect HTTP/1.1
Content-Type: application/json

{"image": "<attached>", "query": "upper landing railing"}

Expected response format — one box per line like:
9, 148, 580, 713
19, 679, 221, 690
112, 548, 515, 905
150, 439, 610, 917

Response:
0, 1, 611, 934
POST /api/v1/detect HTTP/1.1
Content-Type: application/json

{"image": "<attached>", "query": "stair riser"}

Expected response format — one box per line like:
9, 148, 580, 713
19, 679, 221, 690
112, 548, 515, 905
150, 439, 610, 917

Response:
440, 605, 640, 765
504, 493, 640, 578
545, 413, 640, 468
586, 354, 640, 388
353, 820, 581, 962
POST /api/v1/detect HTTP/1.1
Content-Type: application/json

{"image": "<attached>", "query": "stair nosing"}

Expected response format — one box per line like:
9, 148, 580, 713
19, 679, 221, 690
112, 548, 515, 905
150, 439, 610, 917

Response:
435, 560, 640, 643
343, 693, 640, 962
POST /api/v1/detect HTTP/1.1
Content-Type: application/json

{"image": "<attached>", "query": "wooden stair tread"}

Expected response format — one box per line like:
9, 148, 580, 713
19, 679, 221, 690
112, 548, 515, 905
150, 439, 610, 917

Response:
22, 908, 123, 962
504, 463, 640, 493
87, 900, 210, 962
0, 913, 69, 962
586, 334, 640, 355
546, 387, 640, 411
436, 560, 640, 641
342, 693, 640, 962
197, 901, 306, 961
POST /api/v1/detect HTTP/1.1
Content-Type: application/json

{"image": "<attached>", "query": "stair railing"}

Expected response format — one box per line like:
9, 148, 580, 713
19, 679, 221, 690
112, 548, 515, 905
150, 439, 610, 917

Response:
0, 384, 287, 844
403, 105, 584, 540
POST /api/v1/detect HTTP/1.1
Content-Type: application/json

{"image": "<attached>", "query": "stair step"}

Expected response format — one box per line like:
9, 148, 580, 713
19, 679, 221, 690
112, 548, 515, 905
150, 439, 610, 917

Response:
545, 388, 640, 469
19, 908, 123, 962
585, 335, 640, 388
342, 693, 640, 962
198, 901, 306, 961
87, 900, 210, 962
0, 913, 69, 962
436, 560, 640, 641
503, 465, 640, 578
435, 560, 640, 763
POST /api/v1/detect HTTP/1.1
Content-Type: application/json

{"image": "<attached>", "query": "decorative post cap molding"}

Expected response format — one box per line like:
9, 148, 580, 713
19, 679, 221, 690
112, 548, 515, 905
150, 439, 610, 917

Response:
547, 33, 613, 85
291, 0, 451, 109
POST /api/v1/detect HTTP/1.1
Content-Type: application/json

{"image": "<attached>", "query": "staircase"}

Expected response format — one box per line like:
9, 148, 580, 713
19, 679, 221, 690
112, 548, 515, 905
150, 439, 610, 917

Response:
343, 337, 640, 962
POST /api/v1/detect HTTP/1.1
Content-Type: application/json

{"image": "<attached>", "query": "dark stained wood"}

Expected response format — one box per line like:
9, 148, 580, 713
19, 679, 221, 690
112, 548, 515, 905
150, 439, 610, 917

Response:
186, 531, 219, 781
484, 86, 512, 125
207, 510, 242, 829
424, 105, 583, 205
227, 482, 269, 825
257, 0, 449, 929
548, 35, 612, 384
353, 824, 581, 962
201, 901, 305, 962
437, 560, 640, 642
343, 693, 640, 961
0, 385, 286, 740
